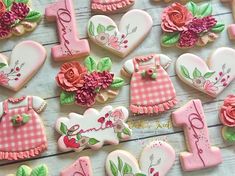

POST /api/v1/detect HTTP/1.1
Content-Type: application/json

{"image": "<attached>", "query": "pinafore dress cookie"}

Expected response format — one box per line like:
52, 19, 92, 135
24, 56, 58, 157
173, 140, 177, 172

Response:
0, 96, 47, 160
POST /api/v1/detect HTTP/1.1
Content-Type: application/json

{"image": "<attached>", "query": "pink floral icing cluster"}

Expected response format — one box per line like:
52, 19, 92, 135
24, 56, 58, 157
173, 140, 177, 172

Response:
220, 95, 235, 127
161, 2, 224, 48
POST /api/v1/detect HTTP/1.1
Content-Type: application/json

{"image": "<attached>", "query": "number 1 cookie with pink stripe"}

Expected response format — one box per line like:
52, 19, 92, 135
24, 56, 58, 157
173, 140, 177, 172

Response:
45, 0, 90, 61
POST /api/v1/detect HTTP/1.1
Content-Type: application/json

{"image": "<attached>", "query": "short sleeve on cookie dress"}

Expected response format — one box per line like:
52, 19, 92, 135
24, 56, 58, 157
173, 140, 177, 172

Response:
130, 55, 177, 115
0, 96, 47, 160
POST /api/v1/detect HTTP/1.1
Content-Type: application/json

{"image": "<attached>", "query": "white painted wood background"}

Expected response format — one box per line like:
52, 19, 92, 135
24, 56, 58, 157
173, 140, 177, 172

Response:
0, 0, 235, 175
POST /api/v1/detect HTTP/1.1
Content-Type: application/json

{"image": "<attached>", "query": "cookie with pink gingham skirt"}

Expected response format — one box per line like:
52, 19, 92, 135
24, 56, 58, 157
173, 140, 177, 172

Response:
121, 54, 177, 115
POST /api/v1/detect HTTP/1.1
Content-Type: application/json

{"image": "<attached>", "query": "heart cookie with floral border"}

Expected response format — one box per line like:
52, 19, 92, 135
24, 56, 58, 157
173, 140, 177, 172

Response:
106, 140, 175, 176
55, 106, 132, 152
0, 41, 46, 91
87, 9, 153, 58
0, 0, 42, 40
176, 47, 235, 97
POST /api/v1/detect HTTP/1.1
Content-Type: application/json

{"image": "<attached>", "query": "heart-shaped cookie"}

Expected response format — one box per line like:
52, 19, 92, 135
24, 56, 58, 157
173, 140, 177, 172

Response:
0, 41, 47, 91
176, 47, 235, 97
106, 141, 176, 176
87, 9, 153, 58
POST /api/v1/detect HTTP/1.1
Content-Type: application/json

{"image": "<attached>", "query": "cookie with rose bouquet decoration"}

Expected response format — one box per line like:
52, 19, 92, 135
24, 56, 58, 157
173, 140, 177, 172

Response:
55, 106, 132, 152
0, 0, 42, 40
220, 95, 235, 142
56, 56, 125, 107
161, 2, 225, 48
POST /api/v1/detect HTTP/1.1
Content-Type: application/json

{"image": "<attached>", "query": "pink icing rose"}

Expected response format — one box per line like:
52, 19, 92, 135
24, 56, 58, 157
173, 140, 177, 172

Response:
108, 36, 120, 50
0, 0, 6, 17
161, 2, 193, 32
0, 72, 8, 85
220, 95, 235, 127
203, 80, 218, 95
111, 109, 125, 121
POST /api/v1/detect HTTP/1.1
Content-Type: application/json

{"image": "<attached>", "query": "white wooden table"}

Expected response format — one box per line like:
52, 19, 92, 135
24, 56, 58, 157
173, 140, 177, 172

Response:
0, 0, 235, 175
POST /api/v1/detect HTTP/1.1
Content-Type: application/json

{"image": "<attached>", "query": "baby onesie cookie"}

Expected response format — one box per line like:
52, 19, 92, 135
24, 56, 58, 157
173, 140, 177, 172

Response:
91, 0, 135, 14
55, 106, 131, 152
56, 56, 124, 107
0, 0, 42, 40
220, 95, 235, 142
6, 164, 48, 176
172, 99, 222, 171
88, 9, 153, 58
0, 96, 47, 160
121, 54, 177, 115
161, 2, 225, 48
0, 41, 47, 91
176, 47, 235, 97
45, 0, 90, 61
106, 140, 175, 176
60, 156, 93, 176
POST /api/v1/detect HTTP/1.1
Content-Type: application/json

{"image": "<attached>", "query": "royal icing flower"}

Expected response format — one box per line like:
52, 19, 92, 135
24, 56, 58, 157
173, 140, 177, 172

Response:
1, 11, 17, 26
178, 30, 198, 48
203, 80, 218, 95
114, 120, 125, 133
108, 36, 120, 50
95, 32, 110, 45
220, 95, 235, 127
98, 71, 114, 89
75, 87, 97, 107
0, 72, 8, 85
63, 136, 80, 148
0, 1, 6, 17
11, 2, 30, 20
111, 109, 125, 121
56, 62, 87, 92
192, 77, 206, 88
161, 2, 193, 33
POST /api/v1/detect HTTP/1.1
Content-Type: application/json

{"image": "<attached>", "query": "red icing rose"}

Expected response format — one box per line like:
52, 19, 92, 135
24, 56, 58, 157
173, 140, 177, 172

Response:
220, 95, 235, 127
56, 62, 87, 92
161, 2, 193, 32
0, 1, 6, 17
11, 2, 30, 20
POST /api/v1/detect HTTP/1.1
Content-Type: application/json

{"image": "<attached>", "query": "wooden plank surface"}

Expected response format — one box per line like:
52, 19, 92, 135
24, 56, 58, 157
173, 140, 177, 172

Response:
0, 0, 235, 175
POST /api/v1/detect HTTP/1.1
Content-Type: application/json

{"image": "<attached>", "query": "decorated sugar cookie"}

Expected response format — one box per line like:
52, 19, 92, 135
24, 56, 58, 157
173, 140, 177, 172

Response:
6, 164, 48, 176
88, 9, 153, 58
91, 0, 135, 14
172, 99, 222, 171
60, 157, 93, 176
176, 47, 235, 97
220, 95, 235, 142
45, 0, 90, 61
221, 0, 235, 20
121, 54, 177, 115
106, 140, 175, 176
161, 2, 225, 48
55, 106, 131, 152
0, 0, 42, 40
0, 41, 47, 91
228, 24, 235, 40
56, 56, 124, 107
0, 96, 47, 160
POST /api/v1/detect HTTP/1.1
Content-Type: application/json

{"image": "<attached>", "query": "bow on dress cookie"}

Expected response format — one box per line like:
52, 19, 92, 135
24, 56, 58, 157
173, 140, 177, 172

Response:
0, 0, 42, 40
0, 41, 46, 91
106, 141, 176, 176
88, 9, 153, 58
161, 2, 225, 48
56, 56, 124, 107
55, 106, 132, 152
6, 164, 48, 176
176, 47, 235, 97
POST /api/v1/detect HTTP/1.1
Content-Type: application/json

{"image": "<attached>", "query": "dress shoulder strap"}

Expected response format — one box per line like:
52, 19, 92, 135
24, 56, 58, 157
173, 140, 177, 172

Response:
3, 100, 9, 114
28, 96, 33, 110
155, 55, 161, 67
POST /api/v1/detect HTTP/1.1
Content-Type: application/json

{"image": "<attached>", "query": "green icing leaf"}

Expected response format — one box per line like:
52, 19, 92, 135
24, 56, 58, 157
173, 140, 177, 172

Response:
180, 65, 190, 79
223, 126, 235, 142
97, 24, 106, 34
84, 56, 97, 72
123, 163, 133, 175
88, 138, 99, 145
106, 25, 116, 31
161, 32, 180, 47
97, 57, 112, 71
30, 165, 48, 176
0, 63, 7, 69
89, 21, 95, 36
15, 0, 29, 3
198, 3, 212, 17
16, 165, 31, 176
3, 0, 13, 8
60, 122, 68, 135
117, 132, 122, 139
22, 114, 30, 123
186, 2, 199, 16
135, 174, 147, 176
210, 23, 225, 33
123, 128, 131, 136
204, 71, 215, 78
118, 157, 123, 173
110, 161, 118, 176
110, 77, 125, 89
25, 11, 42, 22
193, 68, 202, 79
60, 91, 75, 105
76, 133, 82, 140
